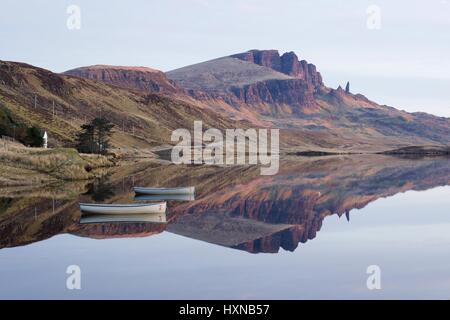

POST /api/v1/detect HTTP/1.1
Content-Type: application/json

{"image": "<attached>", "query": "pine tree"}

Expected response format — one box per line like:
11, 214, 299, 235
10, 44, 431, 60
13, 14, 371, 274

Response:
345, 81, 350, 94
24, 126, 44, 147
76, 122, 95, 153
92, 117, 114, 154
76, 117, 114, 154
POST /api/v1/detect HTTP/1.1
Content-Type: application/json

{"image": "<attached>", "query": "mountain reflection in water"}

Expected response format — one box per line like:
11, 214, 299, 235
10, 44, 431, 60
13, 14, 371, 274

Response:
0, 155, 449, 254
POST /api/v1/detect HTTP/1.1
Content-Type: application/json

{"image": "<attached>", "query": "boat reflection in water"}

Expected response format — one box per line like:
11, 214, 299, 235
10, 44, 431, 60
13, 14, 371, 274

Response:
79, 202, 167, 215
134, 186, 195, 196
79, 212, 167, 224
134, 194, 195, 202
77, 211, 167, 239
75, 188, 191, 238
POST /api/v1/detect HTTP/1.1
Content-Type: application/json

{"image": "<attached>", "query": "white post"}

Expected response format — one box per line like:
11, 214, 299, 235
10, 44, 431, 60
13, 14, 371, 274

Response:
43, 131, 48, 149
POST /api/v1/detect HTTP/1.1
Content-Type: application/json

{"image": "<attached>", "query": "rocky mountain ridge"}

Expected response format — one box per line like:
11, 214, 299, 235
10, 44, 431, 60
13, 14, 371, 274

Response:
2, 49, 450, 152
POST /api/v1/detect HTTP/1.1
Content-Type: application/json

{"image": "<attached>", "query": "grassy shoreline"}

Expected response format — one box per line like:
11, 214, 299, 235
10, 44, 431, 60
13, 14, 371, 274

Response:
1, 142, 449, 188
0, 143, 115, 187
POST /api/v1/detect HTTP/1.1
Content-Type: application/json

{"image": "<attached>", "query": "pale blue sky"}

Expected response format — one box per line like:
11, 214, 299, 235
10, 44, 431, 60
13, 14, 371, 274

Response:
1, 0, 449, 116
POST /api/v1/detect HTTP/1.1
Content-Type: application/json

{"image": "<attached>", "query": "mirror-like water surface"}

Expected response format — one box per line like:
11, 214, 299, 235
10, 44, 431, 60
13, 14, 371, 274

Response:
0, 155, 449, 299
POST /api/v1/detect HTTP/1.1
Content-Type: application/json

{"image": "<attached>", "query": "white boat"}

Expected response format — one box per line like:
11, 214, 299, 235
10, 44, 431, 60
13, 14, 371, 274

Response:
79, 202, 166, 215
134, 186, 195, 195
134, 194, 195, 201
79, 212, 167, 224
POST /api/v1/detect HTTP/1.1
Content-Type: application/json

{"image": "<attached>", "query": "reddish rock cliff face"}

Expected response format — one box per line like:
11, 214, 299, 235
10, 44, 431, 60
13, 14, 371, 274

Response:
64, 65, 179, 94
230, 78, 317, 114
53, 50, 450, 147
233, 50, 282, 72
58, 51, 337, 119
231, 50, 323, 87
225, 50, 324, 113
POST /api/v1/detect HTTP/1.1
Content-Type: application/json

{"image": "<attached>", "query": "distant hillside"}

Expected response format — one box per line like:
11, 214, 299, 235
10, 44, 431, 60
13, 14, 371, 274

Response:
0, 60, 241, 150
2, 47, 450, 153
64, 65, 179, 94
165, 49, 450, 152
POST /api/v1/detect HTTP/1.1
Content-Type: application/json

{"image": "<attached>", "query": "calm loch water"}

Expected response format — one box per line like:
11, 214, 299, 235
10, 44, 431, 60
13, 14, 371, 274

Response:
0, 155, 449, 299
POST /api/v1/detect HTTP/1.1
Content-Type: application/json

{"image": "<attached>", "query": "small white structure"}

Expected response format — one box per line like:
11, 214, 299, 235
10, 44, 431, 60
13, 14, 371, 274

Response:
43, 131, 48, 149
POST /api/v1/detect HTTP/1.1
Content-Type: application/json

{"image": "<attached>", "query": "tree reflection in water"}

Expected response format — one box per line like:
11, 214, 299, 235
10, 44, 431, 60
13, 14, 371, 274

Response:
84, 175, 115, 202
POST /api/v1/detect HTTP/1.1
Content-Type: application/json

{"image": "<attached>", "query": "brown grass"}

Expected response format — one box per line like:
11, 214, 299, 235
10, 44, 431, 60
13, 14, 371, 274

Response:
0, 145, 114, 186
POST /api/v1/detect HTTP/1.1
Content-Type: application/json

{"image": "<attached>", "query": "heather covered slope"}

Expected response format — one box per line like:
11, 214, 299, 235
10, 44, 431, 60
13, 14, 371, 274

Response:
0, 60, 241, 149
